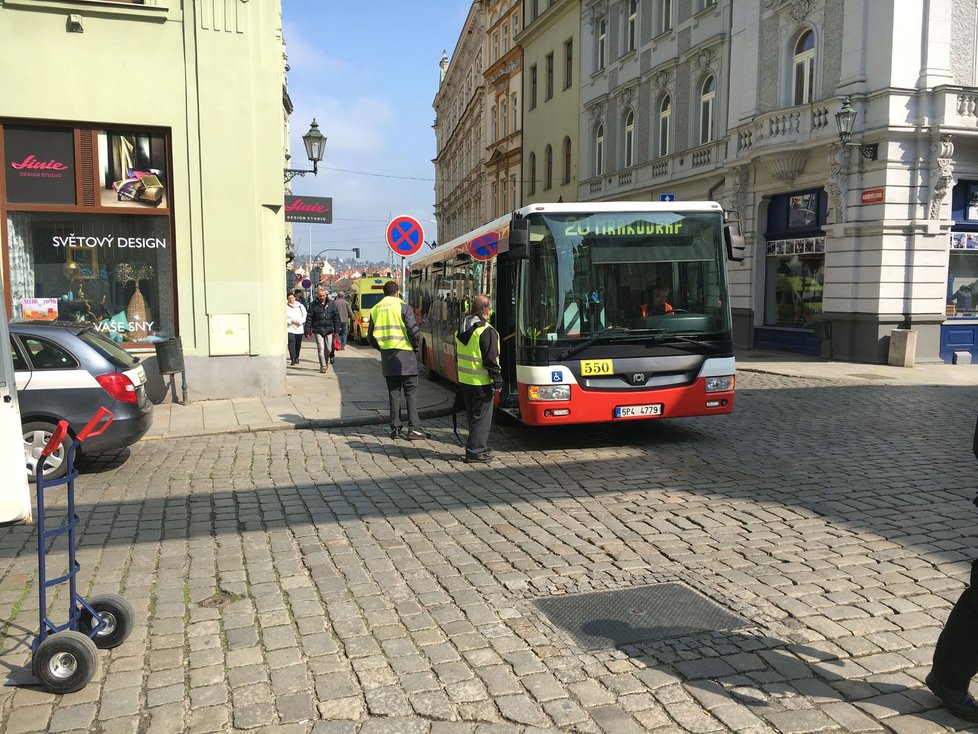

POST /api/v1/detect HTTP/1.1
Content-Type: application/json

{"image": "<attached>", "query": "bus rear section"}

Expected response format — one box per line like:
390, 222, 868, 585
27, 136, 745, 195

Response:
349, 276, 388, 344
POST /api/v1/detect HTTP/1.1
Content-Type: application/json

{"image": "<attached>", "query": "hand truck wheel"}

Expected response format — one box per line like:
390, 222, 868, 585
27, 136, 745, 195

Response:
33, 631, 99, 694
79, 593, 134, 649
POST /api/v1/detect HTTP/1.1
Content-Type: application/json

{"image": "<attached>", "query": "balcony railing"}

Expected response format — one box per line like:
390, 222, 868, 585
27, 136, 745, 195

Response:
734, 102, 832, 157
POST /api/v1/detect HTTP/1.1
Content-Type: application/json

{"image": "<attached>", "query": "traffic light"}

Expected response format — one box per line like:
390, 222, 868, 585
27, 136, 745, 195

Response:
354, 248, 360, 258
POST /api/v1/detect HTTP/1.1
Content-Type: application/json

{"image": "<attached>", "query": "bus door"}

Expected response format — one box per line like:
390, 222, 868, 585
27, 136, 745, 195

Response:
494, 252, 520, 408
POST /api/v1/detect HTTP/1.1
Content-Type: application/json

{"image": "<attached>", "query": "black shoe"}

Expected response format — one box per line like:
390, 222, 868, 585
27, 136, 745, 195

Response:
464, 453, 492, 464
404, 429, 429, 440
390, 427, 406, 439
330, 357, 335, 364
926, 672, 978, 722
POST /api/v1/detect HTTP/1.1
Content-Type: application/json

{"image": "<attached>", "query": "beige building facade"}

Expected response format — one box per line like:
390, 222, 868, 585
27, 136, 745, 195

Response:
0, 0, 291, 401
433, 1, 488, 245
519, 0, 581, 205
485, 0, 523, 219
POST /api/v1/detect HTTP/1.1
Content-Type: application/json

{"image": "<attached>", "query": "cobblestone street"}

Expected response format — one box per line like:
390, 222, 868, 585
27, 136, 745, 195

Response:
2, 372, 977, 733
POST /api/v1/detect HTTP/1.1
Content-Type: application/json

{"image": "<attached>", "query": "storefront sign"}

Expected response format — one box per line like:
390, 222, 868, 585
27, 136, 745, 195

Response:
861, 187, 885, 205
285, 195, 332, 223
4, 127, 75, 205
49, 234, 167, 249
20, 298, 59, 321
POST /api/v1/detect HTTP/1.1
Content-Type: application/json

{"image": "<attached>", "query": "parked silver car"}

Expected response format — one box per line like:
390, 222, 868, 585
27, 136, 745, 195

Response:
10, 321, 153, 479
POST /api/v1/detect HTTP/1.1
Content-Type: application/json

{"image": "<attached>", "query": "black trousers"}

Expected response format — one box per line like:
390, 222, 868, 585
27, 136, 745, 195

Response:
386, 374, 420, 429
461, 384, 494, 457
288, 332, 303, 363
932, 558, 978, 691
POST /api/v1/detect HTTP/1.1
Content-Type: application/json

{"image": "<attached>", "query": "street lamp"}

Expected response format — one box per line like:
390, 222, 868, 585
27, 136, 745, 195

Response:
284, 119, 327, 183
835, 97, 878, 161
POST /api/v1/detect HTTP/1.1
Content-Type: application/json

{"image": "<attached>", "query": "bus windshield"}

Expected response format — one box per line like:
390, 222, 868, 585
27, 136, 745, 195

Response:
518, 211, 730, 343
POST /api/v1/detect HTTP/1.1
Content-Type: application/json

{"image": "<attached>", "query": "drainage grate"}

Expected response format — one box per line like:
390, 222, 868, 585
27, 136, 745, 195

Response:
353, 401, 390, 410
533, 582, 746, 651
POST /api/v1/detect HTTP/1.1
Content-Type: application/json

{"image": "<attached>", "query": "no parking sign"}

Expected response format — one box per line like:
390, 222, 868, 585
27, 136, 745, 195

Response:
386, 215, 425, 257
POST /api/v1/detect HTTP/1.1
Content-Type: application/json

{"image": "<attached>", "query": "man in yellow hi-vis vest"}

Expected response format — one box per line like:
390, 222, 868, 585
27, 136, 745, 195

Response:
368, 280, 428, 440
454, 294, 501, 463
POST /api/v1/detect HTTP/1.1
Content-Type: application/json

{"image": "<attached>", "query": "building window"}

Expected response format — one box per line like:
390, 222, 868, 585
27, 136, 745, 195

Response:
501, 178, 508, 214
513, 14, 519, 38
492, 181, 498, 218
511, 174, 518, 209
623, 110, 635, 167
512, 93, 518, 130
564, 39, 573, 90
792, 30, 816, 106
501, 100, 508, 137
503, 24, 509, 54
492, 33, 499, 63
528, 152, 537, 196
626, 0, 638, 52
491, 105, 497, 141
546, 52, 554, 100
699, 75, 716, 145
597, 17, 607, 71
594, 124, 604, 177
529, 65, 538, 109
562, 137, 572, 185
531, 0, 538, 21
544, 145, 553, 190
696, 0, 717, 11
658, 95, 671, 157
658, 0, 673, 35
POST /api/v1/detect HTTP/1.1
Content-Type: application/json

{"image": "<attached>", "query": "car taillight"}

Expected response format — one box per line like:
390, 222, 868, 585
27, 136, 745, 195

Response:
96, 372, 138, 403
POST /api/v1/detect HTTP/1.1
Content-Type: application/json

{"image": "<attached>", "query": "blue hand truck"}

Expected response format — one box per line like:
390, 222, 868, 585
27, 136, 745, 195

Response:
28, 407, 134, 693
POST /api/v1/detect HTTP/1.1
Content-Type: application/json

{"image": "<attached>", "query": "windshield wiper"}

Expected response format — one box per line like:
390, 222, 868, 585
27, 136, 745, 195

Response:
558, 327, 633, 360
651, 333, 721, 353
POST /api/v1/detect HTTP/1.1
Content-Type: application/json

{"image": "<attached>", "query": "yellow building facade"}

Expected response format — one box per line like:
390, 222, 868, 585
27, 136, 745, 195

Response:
0, 0, 290, 401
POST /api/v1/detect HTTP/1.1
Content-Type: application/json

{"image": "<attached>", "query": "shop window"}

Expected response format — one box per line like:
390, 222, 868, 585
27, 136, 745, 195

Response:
763, 189, 827, 327
98, 130, 168, 209
7, 211, 174, 343
946, 180, 978, 317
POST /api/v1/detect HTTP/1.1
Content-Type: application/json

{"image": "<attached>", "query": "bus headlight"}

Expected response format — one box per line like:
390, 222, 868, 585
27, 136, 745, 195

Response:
705, 375, 734, 392
528, 385, 571, 401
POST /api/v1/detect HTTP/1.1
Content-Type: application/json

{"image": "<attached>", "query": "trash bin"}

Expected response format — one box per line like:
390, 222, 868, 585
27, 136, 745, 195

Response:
155, 337, 184, 375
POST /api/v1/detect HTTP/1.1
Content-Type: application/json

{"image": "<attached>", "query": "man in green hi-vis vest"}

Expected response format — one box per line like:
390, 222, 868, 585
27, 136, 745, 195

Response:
368, 280, 428, 440
454, 294, 501, 464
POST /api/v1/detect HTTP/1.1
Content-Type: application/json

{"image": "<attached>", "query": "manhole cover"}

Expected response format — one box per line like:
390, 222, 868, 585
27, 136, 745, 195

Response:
353, 401, 389, 410
533, 582, 746, 651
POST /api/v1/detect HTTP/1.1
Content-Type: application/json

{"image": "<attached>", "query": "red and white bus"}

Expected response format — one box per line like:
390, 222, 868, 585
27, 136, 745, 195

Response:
407, 201, 745, 426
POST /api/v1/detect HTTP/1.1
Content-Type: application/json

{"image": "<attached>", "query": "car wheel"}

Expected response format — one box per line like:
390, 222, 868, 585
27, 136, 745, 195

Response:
23, 421, 71, 481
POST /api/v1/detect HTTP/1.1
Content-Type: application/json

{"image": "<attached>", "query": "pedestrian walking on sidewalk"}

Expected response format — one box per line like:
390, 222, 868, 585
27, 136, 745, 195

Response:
286, 293, 307, 366
926, 415, 978, 722
332, 292, 353, 349
368, 280, 428, 440
305, 288, 341, 373
454, 294, 501, 463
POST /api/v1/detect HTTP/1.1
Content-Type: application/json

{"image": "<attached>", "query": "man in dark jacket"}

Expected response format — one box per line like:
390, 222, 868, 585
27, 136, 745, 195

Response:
454, 294, 501, 464
305, 288, 341, 373
926, 415, 978, 722
368, 281, 427, 439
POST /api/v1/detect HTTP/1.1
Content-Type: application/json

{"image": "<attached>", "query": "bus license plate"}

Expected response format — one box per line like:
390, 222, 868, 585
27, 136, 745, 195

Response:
614, 404, 663, 418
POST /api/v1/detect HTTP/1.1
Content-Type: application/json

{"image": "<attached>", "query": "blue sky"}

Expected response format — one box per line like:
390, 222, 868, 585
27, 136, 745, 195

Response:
283, 2, 470, 264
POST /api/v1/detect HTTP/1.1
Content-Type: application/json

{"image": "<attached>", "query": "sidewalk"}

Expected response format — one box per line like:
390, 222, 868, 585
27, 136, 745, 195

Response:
144, 342, 458, 440
144, 345, 977, 440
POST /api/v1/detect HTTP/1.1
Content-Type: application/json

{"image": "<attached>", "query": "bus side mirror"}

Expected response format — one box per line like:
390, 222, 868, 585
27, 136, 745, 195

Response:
724, 215, 746, 263
507, 217, 530, 259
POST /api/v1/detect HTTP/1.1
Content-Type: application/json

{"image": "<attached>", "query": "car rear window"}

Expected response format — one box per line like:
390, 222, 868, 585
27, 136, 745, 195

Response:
77, 329, 140, 370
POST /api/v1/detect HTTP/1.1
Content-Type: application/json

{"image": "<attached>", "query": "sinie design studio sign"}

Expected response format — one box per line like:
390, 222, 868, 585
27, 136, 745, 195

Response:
4, 127, 76, 205
284, 195, 332, 224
